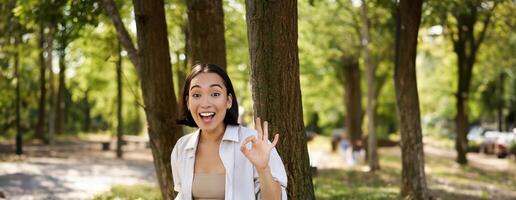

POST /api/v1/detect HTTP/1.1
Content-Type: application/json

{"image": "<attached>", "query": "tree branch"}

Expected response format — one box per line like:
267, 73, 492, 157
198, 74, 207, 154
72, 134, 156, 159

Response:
102, 0, 140, 68
474, 1, 499, 51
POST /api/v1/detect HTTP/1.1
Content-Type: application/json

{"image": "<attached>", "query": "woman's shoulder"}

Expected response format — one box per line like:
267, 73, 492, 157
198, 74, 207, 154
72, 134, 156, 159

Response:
236, 125, 258, 138
173, 130, 199, 151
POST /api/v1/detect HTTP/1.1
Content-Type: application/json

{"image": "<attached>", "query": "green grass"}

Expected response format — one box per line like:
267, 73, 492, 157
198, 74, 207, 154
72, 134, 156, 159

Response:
314, 169, 399, 200
93, 183, 162, 200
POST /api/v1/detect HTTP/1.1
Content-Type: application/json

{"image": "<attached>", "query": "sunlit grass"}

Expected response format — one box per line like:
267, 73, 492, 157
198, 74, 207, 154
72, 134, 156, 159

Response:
93, 183, 161, 200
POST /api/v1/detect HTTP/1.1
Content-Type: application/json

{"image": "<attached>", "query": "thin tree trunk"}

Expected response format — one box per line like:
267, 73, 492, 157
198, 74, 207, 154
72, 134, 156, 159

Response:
394, 0, 429, 199
55, 48, 66, 135
245, 0, 315, 199
360, 0, 379, 171
83, 89, 91, 132
47, 26, 56, 145
498, 72, 504, 131
186, 0, 227, 69
343, 56, 363, 150
452, 1, 497, 165
116, 42, 124, 159
35, 24, 47, 142
15, 45, 22, 155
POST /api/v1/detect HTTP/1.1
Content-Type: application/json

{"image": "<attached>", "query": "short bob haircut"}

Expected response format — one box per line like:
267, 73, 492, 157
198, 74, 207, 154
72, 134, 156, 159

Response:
177, 63, 239, 127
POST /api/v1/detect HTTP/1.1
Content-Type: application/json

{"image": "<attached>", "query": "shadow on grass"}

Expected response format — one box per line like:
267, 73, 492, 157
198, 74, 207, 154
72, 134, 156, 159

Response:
314, 169, 399, 200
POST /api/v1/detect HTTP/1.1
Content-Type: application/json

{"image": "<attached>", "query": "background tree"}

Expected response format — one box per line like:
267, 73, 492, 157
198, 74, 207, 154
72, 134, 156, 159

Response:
186, 0, 227, 69
103, 0, 183, 198
450, 0, 499, 164
394, 0, 429, 199
245, 0, 315, 199
360, 0, 380, 171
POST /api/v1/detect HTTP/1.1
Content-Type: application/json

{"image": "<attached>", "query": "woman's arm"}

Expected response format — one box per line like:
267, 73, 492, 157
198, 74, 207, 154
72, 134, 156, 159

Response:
241, 118, 284, 200
257, 166, 282, 200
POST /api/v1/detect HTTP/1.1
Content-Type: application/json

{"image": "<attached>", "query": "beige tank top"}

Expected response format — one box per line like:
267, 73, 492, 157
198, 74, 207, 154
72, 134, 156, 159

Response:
192, 173, 225, 200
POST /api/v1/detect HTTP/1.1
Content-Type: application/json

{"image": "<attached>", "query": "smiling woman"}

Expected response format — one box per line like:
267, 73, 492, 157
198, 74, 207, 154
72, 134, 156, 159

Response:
173, 64, 287, 200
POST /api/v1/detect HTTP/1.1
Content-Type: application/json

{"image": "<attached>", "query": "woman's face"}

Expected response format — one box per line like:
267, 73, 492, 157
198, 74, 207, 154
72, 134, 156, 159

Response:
187, 72, 232, 133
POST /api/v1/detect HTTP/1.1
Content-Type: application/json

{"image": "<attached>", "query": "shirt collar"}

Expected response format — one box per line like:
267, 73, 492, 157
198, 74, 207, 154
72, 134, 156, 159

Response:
222, 125, 239, 142
184, 124, 239, 151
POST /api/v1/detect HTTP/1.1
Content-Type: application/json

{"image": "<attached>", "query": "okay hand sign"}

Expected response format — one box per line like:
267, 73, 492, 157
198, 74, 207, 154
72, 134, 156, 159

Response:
240, 118, 280, 170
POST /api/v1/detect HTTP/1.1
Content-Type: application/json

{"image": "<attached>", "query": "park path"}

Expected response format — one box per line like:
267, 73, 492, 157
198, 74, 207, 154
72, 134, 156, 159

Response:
0, 141, 156, 200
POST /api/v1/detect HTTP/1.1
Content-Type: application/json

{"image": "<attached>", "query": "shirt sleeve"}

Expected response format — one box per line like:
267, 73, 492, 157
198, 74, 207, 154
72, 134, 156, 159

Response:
170, 140, 182, 194
254, 147, 288, 200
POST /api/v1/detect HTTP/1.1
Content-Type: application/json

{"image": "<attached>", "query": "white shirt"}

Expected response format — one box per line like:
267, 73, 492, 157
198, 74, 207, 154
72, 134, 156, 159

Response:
171, 125, 288, 200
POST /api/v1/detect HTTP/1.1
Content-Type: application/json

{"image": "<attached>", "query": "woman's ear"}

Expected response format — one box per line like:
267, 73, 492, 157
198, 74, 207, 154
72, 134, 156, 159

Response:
227, 94, 232, 109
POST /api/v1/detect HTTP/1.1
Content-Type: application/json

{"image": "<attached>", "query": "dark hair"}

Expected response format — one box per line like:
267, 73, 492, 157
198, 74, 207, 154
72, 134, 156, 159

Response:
177, 64, 239, 127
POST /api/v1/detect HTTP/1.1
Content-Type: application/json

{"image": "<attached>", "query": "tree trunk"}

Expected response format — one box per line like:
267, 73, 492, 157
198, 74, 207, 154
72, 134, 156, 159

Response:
186, 0, 227, 69
83, 89, 91, 132
133, 0, 183, 199
360, 0, 380, 171
15, 45, 22, 155
452, 0, 497, 165
245, 0, 315, 199
55, 47, 66, 135
35, 24, 47, 142
342, 56, 363, 150
116, 42, 123, 159
104, 0, 185, 197
498, 72, 504, 131
394, 0, 429, 199
47, 26, 56, 145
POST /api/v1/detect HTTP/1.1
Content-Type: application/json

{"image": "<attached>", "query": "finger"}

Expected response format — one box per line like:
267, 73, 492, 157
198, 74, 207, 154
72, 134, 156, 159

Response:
271, 134, 279, 147
263, 121, 269, 141
241, 136, 257, 147
240, 143, 249, 156
255, 117, 263, 140
240, 136, 256, 155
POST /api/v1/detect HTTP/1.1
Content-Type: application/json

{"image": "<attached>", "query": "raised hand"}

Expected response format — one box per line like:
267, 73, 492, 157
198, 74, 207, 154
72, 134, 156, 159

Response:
240, 117, 279, 171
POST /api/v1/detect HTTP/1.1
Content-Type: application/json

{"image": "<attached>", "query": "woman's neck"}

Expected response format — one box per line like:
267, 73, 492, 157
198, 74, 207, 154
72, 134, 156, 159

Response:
200, 123, 226, 142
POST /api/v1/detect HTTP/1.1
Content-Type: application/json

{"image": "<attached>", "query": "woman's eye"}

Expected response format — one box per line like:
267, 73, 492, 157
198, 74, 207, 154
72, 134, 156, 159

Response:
192, 94, 201, 98
212, 92, 221, 97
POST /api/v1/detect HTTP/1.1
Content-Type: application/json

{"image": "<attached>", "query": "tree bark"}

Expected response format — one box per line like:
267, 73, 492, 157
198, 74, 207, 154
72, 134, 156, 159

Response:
498, 72, 504, 131
82, 89, 91, 132
55, 47, 66, 135
46, 26, 56, 145
116, 42, 123, 159
103, 0, 183, 199
394, 0, 429, 199
15, 43, 22, 155
186, 0, 227, 69
360, 0, 380, 171
35, 24, 47, 142
342, 56, 363, 150
245, 0, 315, 199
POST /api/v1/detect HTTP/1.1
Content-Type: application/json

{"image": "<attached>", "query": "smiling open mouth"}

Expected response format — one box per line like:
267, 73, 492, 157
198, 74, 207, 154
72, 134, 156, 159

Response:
199, 112, 215, 122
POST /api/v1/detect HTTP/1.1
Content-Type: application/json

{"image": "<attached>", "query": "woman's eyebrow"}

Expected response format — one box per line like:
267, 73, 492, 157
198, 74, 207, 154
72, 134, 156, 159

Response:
190, 84, 224, 91
210, 84, 223, 89
190, 85, 200, 91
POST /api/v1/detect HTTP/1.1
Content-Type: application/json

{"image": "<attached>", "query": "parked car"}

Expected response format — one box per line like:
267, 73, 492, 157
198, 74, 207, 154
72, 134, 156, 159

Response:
479, 130, 503, 154
467, 126, 492, 152
494, 132, 516, 158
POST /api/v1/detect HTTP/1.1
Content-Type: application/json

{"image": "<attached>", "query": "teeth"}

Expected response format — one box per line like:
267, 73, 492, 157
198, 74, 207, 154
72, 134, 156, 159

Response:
200, 112, 215, 117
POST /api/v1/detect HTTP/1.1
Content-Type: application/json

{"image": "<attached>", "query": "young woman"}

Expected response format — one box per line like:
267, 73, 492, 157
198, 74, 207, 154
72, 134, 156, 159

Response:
171, 64, 287, 200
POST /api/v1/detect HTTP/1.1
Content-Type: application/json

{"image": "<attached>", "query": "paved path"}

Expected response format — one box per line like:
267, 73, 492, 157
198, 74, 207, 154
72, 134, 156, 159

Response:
0, 141, 156, 200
